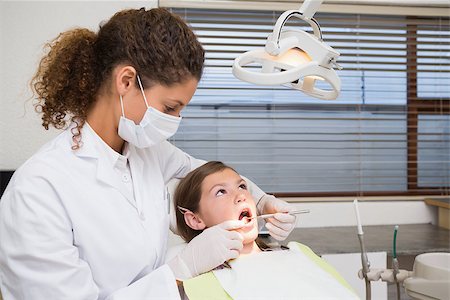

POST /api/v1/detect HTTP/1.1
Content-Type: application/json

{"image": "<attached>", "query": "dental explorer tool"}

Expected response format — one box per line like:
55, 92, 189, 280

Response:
248, 209, 310, 220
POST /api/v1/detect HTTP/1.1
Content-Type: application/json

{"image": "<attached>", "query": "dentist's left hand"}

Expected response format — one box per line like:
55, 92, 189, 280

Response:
258, 194, 296, 241
167, 220, 245, 280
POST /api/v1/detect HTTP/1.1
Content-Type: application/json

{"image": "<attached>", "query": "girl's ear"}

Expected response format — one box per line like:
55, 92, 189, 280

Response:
183, 211, 206, 230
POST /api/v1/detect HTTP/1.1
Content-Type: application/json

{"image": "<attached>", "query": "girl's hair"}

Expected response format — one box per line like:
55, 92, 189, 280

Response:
175, 161, 235, 242
31, 8, 205, 150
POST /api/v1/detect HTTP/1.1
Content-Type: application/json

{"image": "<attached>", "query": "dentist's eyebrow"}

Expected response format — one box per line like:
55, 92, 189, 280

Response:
166, 98, 185, 106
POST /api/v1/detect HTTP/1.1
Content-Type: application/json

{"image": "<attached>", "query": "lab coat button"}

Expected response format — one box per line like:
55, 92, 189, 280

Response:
139, 212, 146, 221
122, 174, 129, 183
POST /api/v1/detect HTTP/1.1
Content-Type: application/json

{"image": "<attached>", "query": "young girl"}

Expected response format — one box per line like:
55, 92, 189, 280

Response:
174, 161, 360, 300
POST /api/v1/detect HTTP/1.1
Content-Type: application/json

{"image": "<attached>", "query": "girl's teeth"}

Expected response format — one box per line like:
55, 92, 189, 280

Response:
242, 216, 252, 224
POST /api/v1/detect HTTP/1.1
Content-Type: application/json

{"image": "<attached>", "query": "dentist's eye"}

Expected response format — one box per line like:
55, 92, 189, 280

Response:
239, 183, 247, 190
216, 189, 226, 196
164, 106, 175, 113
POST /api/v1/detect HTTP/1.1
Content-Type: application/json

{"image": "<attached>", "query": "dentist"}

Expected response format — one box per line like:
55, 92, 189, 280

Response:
0, 8, 295, 300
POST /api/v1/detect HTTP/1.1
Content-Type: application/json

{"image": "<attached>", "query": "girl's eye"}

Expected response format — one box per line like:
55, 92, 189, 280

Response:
239, 183, 247, 190
216, 189, 226, 196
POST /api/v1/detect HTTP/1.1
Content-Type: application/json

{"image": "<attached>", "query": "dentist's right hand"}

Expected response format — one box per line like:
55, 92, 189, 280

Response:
167, 220, 245, 280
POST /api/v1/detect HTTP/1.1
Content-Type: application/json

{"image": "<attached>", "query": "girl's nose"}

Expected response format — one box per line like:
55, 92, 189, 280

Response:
234, 192, 246, 204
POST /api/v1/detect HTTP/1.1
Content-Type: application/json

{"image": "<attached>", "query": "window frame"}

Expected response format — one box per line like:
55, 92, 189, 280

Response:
406, 20, 450, 197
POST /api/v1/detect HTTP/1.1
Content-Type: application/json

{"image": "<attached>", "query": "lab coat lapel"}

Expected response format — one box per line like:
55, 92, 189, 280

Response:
95, 157, 137, 209
73, 125, 137, 208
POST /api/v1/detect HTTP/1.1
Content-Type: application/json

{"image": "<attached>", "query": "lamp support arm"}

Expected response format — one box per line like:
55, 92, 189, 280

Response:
299, 0, 324, 19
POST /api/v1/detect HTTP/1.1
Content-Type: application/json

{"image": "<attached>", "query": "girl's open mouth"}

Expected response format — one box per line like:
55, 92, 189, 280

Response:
238, 208, 253, 224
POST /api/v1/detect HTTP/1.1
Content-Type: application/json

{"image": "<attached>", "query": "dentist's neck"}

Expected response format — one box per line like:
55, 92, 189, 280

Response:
87, 93, 124, 153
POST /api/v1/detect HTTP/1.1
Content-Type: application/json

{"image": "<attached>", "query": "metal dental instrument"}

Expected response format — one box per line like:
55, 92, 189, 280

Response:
354, 199, 371, 300
392, 225, 401, 300
248, 209, 310, 220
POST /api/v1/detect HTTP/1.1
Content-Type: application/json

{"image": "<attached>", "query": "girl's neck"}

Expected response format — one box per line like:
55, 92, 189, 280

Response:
239, 241, 262, 257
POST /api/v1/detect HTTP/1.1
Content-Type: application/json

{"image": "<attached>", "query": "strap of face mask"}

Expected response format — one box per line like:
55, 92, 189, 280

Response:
119, 95, 125, 117
137, 74, 150, 108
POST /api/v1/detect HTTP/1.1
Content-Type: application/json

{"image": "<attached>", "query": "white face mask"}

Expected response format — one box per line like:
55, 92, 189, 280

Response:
118, 75, 182, 148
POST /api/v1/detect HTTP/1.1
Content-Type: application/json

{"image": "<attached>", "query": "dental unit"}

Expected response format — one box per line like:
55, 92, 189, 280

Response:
233, 0, 341, 100
353, 200, 450, 300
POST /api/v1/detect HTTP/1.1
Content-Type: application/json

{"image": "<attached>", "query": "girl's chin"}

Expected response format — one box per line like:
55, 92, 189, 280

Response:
240, 228, 259, 243
230, 217, 257, 237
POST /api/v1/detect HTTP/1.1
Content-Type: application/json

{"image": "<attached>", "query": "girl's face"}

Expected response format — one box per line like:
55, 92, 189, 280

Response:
197, 168, 259, 244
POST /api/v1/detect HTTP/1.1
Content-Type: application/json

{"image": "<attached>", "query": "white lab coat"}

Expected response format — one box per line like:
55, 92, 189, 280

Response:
0, 123, 264, 300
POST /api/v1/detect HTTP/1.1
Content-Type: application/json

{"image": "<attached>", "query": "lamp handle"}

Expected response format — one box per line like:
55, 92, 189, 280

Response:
265, 10, 322, 56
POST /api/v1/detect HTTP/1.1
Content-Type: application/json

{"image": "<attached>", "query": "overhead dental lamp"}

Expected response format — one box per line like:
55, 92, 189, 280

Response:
233, 0, 342, 100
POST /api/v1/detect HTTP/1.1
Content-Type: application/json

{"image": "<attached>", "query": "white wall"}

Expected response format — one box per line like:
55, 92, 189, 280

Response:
0, 0, 157, 170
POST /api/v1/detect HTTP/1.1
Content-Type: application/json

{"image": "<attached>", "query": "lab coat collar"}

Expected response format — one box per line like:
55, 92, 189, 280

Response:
71, 123, 101, 159
72, 122, 121, 160
72, 122, 138, 208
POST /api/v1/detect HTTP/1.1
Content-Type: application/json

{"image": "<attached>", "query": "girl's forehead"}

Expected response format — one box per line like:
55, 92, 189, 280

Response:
201, 168, 242, 190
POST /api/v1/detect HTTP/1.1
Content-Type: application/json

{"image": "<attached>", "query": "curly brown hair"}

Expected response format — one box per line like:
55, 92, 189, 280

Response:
31, 8, 205, 150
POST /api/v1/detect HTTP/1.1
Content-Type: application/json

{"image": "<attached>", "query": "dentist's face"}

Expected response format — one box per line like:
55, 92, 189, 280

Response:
197, 168, 259, 244
121, 76, 198, 124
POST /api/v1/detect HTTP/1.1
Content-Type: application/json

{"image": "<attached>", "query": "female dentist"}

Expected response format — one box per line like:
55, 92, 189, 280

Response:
0, 8, 295, 300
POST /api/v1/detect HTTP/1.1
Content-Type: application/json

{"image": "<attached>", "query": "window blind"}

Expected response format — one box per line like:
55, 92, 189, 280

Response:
168, 8, 450, 196
412, 17, 450, 194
